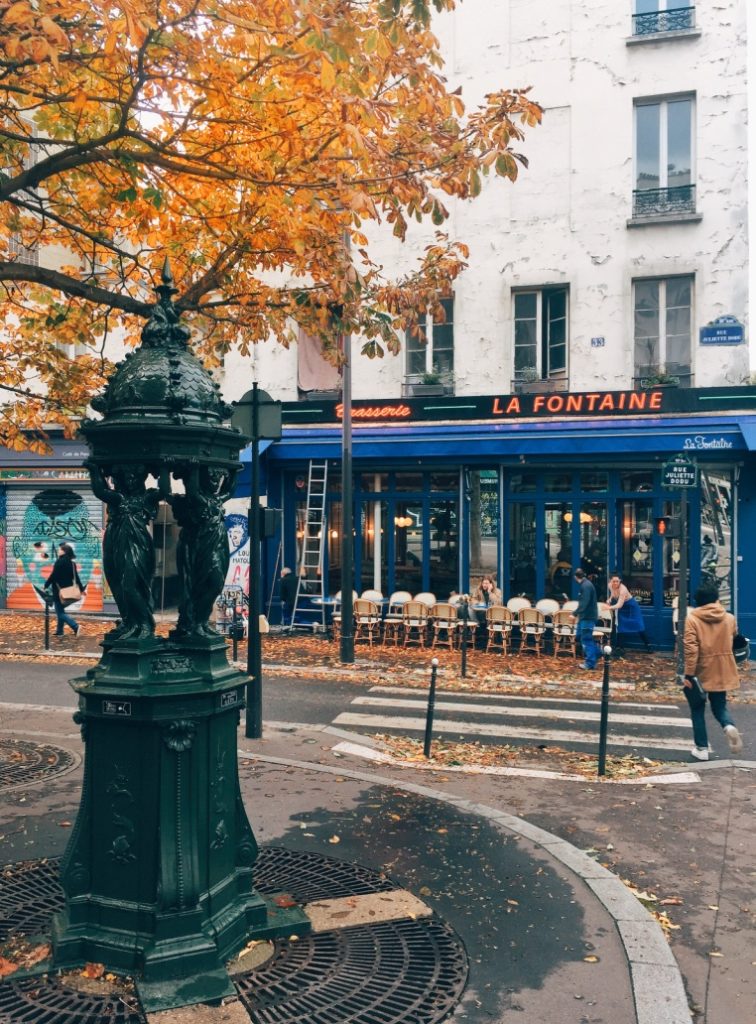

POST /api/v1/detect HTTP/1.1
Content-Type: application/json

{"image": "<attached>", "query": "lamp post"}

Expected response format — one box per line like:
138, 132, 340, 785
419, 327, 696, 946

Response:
339, 315, 355, 664
53, 262, 309, 1013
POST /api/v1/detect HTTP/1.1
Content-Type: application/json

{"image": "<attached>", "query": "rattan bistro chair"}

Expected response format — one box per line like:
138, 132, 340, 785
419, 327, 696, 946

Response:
518, 607, 547, 656
353, 598, 381, 647
382, 591, 412, 646
430, 603, 460, 650
486, 605, 513, 654
402, 601, 429, 648
552, 610, 578, 659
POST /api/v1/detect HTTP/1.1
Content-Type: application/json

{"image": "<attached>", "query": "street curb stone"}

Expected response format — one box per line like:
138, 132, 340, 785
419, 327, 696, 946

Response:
240, 749, 693, 1024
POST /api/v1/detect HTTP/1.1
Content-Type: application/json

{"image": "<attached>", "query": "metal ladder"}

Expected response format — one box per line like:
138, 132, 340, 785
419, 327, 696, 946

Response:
289, 460, 328, 630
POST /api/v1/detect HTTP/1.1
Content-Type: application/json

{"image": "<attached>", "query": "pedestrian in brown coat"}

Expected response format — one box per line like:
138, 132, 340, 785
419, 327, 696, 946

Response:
682, 583, 743, 761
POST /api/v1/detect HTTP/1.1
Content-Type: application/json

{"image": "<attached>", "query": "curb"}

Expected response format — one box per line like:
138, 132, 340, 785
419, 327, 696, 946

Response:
239, 747, 694, 1024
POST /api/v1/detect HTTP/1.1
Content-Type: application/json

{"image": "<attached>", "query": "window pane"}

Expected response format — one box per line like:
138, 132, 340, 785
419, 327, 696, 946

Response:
635, 0, 659, 12
431, 297, 454, 375
636, 103, 660, 190
544, 473, 571, 492
545, 503, 572, 599
430, 471, 458, 492
667, 99, 692, 188
509, 472, 537, 493
662, 498, 681, 607
699, 469, 733, 609
394, 472, 424, 492
360, 500, 388, 594
393, 503, 423, 594
326, 500, 342, 594
581, 502, 607, 600
665, 277, 692, 371
509, 503, 536, 601
469, 469, 499, 580
620, 472, 654, 492
619, 500, 653, 605
406, 317, 427, 376
360, 472, 388, 493
548, 342, 567, 374
580, 473, 608, 492
514, 292, 538, 373
430, 499, 458, 597
634, 280, 660, 370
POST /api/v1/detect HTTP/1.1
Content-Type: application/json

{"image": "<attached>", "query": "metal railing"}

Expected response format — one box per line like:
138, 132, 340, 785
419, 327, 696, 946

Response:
632, 184, 696, 219
632, 7, 695, 36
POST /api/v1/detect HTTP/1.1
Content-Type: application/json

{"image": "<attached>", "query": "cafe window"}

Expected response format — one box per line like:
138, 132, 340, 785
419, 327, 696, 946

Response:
619, 500, 654, 604
699, 468, 733, 610
545, 504, 573, 599
393, 502, 423, 594
468, 469, 499, 582
509, 503, 537, 601
581, 502, 607, 599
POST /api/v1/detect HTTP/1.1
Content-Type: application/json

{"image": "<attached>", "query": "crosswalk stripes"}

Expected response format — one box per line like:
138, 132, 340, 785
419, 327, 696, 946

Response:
331, 685, 692, 760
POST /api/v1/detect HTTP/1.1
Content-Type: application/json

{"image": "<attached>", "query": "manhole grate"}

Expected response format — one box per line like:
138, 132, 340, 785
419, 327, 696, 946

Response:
0, 739, 78, 791
0, 851, 468, 1024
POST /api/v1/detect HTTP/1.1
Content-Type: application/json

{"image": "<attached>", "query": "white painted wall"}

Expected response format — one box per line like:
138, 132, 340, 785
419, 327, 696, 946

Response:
225, 0, 749, 402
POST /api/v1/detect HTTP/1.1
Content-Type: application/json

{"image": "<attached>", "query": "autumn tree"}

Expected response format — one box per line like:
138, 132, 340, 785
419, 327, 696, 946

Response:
0, 0, 541, 447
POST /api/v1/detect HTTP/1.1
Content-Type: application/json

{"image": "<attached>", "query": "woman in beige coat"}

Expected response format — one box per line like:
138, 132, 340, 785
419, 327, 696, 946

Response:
683, 584, 744, 761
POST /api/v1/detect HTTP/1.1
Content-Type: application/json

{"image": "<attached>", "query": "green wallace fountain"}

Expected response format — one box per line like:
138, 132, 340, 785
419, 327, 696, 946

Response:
50, 262, 310, 1013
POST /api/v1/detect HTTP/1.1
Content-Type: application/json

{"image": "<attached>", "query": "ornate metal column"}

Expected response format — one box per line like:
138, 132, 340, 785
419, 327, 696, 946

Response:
51, 262, 309, 1013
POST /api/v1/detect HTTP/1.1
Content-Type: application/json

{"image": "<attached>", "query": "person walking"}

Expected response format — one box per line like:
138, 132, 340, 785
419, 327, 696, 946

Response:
43, 543, 85, 638
279, 567, 298, 627
571, 568, 599, 670
607, 574, 652, 653
683, 583, 744, 761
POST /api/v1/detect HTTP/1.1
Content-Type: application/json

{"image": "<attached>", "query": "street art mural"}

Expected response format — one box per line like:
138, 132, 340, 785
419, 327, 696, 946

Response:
7, 488, 103, 611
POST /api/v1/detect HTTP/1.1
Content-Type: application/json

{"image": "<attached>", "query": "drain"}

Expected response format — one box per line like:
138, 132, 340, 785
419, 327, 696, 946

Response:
0, 851, 468, 1024
0, 739, 79, 792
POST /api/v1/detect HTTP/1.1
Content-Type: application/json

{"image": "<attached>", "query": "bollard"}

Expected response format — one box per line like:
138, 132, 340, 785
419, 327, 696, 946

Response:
597, 644, 612, 776
423, 658, 439, 758
44, 594, 50, 651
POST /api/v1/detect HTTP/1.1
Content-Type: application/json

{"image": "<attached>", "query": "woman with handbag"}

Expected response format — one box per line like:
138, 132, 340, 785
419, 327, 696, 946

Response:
44, 543, 85, 637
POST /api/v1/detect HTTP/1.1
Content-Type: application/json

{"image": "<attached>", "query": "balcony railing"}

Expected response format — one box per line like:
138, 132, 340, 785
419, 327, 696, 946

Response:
632, 185, 696, 219
632, 7, 695, 36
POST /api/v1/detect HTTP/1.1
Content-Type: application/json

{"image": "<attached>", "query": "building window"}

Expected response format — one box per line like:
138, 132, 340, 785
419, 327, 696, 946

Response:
513, 287, 568, 382
632, 2, 695, 37
634, 96, 695, 218
405, 296, 454, 381
633, 276, 693, 385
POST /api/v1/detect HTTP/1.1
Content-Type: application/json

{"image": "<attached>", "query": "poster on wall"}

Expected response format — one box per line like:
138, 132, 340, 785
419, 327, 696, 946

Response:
6, 487, 104, 612
223, 497, 250, 599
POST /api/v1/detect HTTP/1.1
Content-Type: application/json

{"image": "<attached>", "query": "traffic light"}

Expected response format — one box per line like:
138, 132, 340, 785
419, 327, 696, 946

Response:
655, 516, 680, 538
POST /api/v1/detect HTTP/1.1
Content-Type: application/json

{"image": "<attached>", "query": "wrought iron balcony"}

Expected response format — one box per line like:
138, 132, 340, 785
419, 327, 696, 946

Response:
632, 185, 696, 219
632, 7, 695, 36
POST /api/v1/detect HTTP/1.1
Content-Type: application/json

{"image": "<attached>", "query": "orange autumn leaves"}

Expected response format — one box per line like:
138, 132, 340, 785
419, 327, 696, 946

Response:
1, 1, 541, 448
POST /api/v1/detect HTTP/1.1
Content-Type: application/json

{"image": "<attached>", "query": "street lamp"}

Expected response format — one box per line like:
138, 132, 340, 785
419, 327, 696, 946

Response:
53, 261, 309, 1013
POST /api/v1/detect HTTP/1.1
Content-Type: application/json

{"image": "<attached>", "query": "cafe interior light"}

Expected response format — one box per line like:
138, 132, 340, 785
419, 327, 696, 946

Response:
394, 514, 413, 528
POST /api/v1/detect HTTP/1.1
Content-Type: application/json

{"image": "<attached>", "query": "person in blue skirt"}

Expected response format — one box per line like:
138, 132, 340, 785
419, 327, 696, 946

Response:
607, 574, 651, 652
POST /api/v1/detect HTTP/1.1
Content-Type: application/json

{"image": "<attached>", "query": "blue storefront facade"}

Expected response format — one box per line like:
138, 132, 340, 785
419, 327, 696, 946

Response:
256, 386, 756, 648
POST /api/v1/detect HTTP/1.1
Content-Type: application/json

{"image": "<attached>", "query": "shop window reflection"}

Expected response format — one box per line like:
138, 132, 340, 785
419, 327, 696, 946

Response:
545, 503, 572, 599
581, 502, 607, 598
360, 500, 388, 594
469, 469, 499, 584
430, 499, 458, 598
326, 501, 342, 595
699, 469, 733, 609
510, 503, 536, 600
394, 503, 423, 593
620, 500, 653, 604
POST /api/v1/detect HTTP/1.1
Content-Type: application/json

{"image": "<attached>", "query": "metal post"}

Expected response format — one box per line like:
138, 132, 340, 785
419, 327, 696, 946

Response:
460, 598, 469, 678
340, 325, 354, 664
423, 658, 439, 758
246, 383, 263, 738
44, 595, 50, 651
597, 644, 612, 776
676, 489, 688, 681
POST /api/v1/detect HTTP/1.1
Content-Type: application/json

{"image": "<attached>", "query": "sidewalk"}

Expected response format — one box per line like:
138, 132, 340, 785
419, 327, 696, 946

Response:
1, 699, 753, 1023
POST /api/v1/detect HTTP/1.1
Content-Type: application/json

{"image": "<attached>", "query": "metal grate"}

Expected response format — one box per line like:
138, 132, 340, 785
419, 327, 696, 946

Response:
236, 919, 468, 1024
632, 185, 696, 218
0, 851, 468, 1024
0, 739, 78, 791
632, 7, 695, 36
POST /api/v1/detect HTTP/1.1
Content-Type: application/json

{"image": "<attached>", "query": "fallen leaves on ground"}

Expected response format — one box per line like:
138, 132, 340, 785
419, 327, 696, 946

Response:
620, 879, 682, 936
371, 734, 666, 780
0, 939, 51, 975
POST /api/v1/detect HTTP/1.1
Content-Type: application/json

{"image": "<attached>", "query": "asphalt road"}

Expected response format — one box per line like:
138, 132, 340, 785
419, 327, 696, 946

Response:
1, 660, 754, 762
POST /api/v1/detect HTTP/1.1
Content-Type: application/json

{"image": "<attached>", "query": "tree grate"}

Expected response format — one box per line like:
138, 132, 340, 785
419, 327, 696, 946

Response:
0, 851, 468, 1024
0, 739, 78, 791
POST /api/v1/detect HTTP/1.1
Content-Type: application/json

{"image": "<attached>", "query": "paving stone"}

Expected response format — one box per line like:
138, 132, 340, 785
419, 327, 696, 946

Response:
631, 963, 692, 1024
618, 919, 677, 966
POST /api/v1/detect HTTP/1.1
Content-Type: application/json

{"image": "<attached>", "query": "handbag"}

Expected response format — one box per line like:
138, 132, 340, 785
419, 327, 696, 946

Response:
733, 633, 750, 664
58, 562, 83, 607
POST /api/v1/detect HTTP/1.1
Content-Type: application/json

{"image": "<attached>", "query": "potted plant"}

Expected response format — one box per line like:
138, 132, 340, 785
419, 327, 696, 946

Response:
404, 370, 452, 396
638, 370, 680, 389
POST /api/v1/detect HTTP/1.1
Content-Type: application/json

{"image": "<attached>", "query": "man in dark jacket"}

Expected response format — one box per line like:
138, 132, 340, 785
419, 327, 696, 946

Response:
279, 567, 298, 627
571, 568, 599, 670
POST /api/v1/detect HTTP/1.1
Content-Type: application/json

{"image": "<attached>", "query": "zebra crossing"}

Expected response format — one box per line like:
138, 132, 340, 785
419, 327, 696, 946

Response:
332, 685, 693, 761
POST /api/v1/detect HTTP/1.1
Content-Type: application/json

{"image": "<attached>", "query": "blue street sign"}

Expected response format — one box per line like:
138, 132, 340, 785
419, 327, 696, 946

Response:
699, 316, 744, 346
